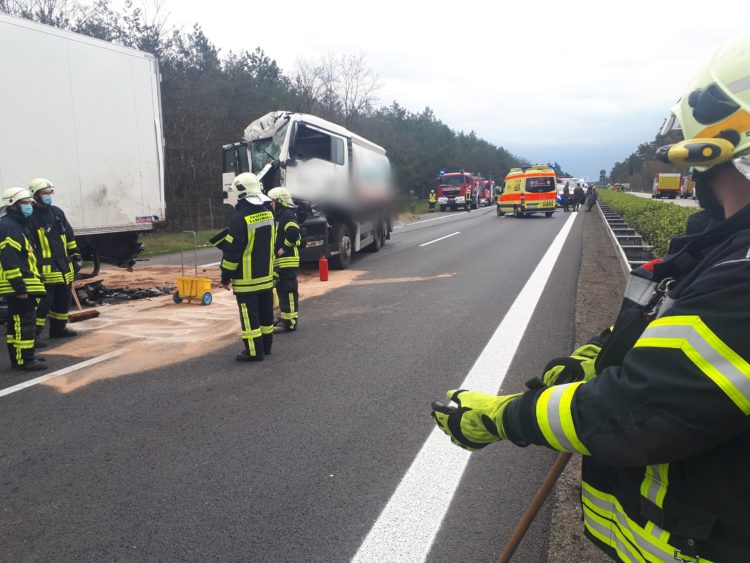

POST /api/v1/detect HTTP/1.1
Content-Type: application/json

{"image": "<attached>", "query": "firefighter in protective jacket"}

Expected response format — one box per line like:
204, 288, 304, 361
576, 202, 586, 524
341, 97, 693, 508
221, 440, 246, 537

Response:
432, 35, 750, 562
28, 178, 81, 338
219, 173, 275, 362
267, 187, 301, 333
0, 188, 47, 371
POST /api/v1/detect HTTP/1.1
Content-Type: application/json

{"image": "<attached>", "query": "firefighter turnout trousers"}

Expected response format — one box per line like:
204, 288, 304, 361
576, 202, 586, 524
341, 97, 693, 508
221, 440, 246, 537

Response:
277, 268, 299, 330
6, 296, 38, 367
236, 289, 274, 359
36, 282, 72, 335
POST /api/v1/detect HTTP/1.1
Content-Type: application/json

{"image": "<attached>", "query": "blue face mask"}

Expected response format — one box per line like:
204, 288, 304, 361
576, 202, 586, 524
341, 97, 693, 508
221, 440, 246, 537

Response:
20, 203, 33, 218
41, 195, 53, 206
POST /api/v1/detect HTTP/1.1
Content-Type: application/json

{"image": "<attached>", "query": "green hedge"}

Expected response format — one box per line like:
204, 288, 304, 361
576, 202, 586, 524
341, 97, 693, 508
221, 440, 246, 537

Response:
598, 190, 699, 256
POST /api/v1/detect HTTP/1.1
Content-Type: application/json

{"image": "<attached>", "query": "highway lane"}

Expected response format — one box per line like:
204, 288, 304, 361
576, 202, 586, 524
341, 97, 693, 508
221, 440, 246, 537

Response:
0, 207, 585, 561
629, 190, 699, 207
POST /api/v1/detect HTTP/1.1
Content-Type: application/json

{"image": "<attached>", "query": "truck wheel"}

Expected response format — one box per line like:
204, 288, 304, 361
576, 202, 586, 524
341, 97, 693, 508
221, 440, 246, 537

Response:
330, 224, 352, 270
439, 205, 446, 212
513, 206, 523, 218
545, 211, 553, 218
496, 205, 504, 217
368, 221, 383, 252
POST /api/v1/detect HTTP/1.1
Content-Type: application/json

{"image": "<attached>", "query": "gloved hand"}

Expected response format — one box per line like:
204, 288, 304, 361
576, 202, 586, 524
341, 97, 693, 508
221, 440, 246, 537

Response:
72, 256, 83, 274
431, 390, 522, 451
527, 343, 601, 389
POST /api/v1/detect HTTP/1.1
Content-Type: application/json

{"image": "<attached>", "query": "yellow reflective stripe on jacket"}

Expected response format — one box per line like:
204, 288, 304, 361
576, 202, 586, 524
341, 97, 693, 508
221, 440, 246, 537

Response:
3, 267, 21, 279
66, 239, 78, 251
582, 481, 709, 563
640, 464, 670, 542
221, 259, 239, 271
634, 315, 750, 414
0, 236, 22, 251
535, 382, 590, 455
37, 228, 52, 259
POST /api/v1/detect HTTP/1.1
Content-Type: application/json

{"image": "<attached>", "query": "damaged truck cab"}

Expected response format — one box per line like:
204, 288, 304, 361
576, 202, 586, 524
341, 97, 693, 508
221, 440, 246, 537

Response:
222, 112, 394, 269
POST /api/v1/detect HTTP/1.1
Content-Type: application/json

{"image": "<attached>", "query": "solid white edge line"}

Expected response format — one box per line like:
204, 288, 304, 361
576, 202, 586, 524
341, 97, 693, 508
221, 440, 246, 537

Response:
0, 350, 122, 398
419, 232, 461, 247
352, 212, 579, 563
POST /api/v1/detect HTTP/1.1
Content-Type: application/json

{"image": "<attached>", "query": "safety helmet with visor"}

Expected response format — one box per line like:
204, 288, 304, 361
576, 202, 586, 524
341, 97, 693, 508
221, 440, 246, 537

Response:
228, 172, 270, 203
266, 187, 297, 208
2, 187, 33, 207
658, 34, 750, 180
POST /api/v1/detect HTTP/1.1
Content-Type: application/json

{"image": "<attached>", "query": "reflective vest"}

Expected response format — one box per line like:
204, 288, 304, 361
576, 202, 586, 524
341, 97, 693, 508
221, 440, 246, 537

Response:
274, 207, 301, 270
27, 204, 79, 284
504, 204, 750, 562
429, 193, 436, 203
219, 199, 275, 293
0, 210, 46, 297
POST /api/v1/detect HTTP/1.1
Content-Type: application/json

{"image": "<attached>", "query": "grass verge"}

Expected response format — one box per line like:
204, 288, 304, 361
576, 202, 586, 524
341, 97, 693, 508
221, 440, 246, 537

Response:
139, 229, 218, 257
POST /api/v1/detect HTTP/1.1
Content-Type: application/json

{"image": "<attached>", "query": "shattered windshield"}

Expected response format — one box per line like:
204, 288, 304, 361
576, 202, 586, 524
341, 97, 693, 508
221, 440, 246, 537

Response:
250, 123, 288, 174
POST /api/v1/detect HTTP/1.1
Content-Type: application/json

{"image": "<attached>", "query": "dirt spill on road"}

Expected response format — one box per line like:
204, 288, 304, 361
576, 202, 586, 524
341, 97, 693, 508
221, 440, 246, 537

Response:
42, 266, 364, 393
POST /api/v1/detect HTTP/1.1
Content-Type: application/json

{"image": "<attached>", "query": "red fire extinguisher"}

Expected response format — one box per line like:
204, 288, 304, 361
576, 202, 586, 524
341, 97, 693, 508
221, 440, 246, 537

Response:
319, 255, 329, 282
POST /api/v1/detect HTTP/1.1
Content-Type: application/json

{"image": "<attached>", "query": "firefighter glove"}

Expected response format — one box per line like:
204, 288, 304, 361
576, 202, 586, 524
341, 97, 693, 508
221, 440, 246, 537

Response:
431, 390, 522, 451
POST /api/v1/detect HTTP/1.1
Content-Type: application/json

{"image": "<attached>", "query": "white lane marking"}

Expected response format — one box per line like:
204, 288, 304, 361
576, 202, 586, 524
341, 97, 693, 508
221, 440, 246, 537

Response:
0, 351, 122, 399
199, 261, 221, 268
352, 212, 578, 563
419, 232, 461, 247
398, 214, 457, 228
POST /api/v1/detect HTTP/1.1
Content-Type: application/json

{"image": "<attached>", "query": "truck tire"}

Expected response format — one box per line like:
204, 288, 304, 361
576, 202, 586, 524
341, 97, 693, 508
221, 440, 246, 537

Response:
496, 205, 504, 217
513, 206, 523, 218
330, 224, 352, 269
545, 211, 553, 218
368, 220, 384, 252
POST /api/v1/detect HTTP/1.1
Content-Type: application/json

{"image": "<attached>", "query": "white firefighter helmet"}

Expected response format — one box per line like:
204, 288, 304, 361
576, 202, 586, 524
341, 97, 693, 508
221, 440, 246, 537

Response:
658, 34, 750, 179
28, 178, 54, 195
266, 187, 296, 208
2, 187, 33, 207
228, 173, 270, 203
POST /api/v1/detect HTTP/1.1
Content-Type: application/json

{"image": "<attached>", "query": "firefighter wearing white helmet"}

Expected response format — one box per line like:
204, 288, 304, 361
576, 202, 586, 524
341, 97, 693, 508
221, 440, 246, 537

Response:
267, 187, 301, 332
218, 172, 275, 361
431, 35, 750, 562
0, 188, 47, 371
27, 178, 82, 339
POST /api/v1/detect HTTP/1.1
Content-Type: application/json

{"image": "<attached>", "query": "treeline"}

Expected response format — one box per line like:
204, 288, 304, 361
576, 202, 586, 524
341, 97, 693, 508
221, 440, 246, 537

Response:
609, 127, 683, 191
1, 0, 527, 229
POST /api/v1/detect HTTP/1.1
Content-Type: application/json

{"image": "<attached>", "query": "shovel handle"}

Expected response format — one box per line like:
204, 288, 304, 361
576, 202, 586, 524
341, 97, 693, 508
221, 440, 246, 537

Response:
496, 452, 573, 563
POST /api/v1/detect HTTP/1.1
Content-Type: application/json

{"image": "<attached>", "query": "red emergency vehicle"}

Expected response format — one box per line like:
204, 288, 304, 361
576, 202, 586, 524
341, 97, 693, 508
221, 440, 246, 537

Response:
436, 171, 473, 211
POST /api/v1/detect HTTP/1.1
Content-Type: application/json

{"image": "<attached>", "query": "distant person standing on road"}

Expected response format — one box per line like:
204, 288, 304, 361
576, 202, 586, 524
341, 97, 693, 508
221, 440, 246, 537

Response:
28, 178, 82, 339
0, 188, 47, 371
428, 190, 437, 212
219, 173, 275, 362
562, 183, 570, 212
585, 185, 597, 211
267, 187, 301, 333
464, 187, 472, 212
573, 183, 585, 211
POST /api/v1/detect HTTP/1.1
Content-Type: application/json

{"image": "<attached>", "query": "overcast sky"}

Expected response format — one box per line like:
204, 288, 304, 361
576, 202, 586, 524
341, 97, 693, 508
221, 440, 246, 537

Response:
152, 0, 747, 179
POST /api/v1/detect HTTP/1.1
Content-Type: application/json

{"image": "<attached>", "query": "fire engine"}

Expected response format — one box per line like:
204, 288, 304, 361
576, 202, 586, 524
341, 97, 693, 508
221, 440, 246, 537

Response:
436, 171, 473, 211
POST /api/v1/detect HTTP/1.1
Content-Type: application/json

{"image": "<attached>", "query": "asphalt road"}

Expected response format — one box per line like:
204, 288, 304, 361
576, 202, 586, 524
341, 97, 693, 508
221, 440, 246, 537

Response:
0, 207, 585, 562
630, 190, 699, 207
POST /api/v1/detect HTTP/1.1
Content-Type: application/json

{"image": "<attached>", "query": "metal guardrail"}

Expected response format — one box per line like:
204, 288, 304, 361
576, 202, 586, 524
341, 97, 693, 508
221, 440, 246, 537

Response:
596, 202, 653, 276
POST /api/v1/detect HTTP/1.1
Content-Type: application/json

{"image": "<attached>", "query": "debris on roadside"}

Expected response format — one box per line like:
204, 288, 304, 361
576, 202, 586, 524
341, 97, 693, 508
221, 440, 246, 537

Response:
75, 281, 175, 305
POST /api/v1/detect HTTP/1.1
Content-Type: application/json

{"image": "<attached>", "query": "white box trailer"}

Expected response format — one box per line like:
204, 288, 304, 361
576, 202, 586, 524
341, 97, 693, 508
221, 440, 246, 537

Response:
0, 13, 165, 270
222, 111, 394, 269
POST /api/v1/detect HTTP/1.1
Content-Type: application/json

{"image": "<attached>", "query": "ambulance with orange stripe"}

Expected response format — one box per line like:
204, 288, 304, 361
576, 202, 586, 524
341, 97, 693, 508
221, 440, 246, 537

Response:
496, 165, 557, 218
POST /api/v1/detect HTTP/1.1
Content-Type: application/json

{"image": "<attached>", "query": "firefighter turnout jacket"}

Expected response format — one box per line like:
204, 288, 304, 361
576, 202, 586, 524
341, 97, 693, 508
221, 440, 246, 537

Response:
503, 203, 750, 562
0, 209, 45, 297
220, 199, 275, 292
28, 205, 80, 284
274, 207, 301, 270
